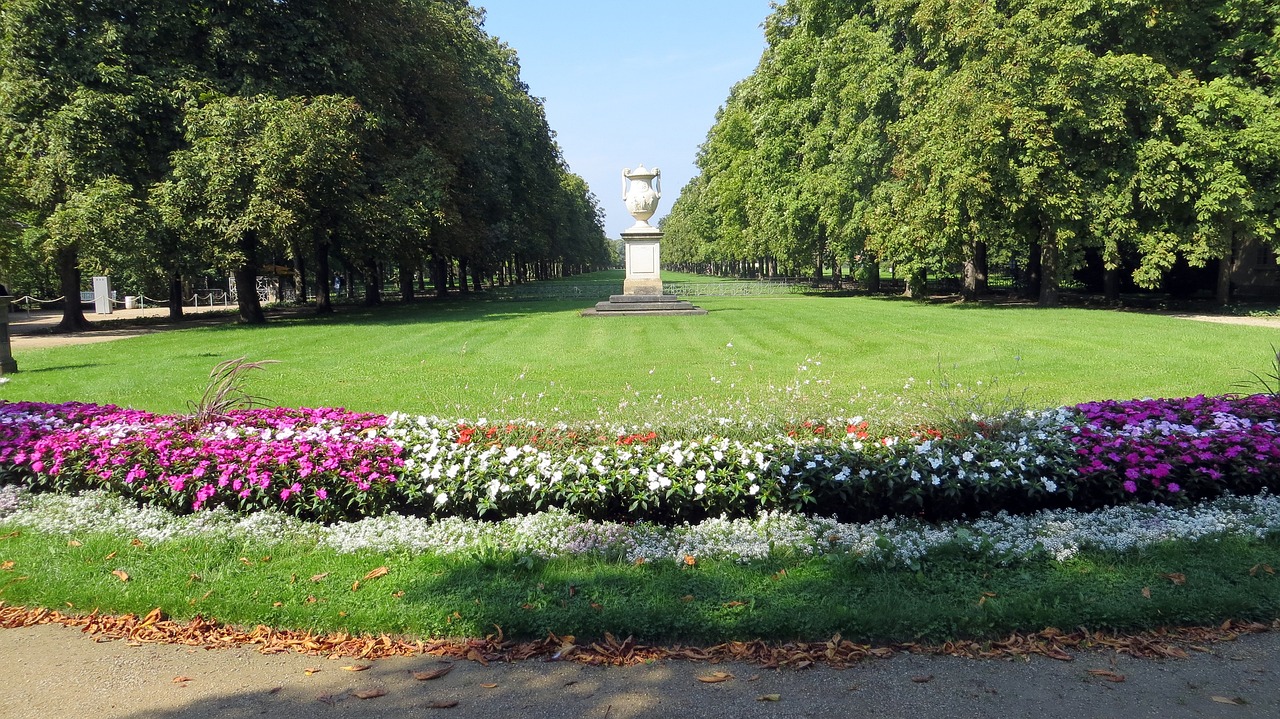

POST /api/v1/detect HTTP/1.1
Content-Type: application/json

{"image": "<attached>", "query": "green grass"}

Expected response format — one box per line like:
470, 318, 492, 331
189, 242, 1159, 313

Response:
0, 527, 1276, 643
2, 271, 1273, 421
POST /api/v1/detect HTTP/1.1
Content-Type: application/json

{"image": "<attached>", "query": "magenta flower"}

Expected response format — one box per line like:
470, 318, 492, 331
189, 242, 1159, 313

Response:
1123, 480, 1138, 493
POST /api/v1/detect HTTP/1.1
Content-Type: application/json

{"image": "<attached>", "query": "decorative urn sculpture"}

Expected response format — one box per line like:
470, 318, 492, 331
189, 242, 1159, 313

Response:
622, 164, 661, 230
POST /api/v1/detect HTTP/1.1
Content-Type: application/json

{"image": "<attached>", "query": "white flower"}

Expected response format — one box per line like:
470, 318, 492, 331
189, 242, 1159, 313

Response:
694, 482, 707, 495
748, 484, 759, 495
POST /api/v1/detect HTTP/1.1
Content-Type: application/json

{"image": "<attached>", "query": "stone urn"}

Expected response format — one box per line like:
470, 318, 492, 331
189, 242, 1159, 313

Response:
622, 164, 661, 230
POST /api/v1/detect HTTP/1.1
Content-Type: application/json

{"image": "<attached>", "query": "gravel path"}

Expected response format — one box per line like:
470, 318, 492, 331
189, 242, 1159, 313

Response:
1, 623, 1277, 718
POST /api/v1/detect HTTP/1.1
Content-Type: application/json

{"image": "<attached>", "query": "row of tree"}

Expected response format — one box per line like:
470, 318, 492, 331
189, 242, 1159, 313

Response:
0, 0, 612, 328
662, 0, 1280, 304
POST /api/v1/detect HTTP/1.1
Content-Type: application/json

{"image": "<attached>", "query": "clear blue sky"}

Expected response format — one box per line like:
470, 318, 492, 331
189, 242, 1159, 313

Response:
476, 1, 773, 237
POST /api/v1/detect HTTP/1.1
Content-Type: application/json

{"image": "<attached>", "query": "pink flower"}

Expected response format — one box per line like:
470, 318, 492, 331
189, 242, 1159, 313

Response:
315, 488, 328, 501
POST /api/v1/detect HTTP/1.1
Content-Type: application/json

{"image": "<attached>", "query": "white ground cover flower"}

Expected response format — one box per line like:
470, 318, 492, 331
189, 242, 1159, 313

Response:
3, 484, 1277, 569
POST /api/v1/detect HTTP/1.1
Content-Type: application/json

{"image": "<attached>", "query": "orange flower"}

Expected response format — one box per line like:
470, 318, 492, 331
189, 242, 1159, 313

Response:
684, 555, 697, 567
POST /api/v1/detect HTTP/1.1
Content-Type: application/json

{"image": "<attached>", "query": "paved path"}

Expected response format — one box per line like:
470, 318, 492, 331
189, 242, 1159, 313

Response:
6, 305, 239, 350
1, 623, 1277, 718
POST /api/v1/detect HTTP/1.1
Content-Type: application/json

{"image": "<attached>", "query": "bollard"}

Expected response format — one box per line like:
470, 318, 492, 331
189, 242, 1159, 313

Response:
0, 296, 18, 374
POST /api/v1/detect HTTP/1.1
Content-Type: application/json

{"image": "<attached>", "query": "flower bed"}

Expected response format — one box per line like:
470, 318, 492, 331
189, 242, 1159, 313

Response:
0, 394, 1277, 523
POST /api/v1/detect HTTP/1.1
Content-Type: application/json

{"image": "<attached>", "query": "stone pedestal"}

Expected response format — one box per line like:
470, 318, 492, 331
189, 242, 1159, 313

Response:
622, 227, 663, 295
0, 296, 18, 374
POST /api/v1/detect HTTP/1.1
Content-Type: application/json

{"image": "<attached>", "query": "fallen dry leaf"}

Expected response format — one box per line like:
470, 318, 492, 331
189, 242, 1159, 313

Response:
112, 569, 130, 582
1087, 669, 1126, 683
351, 581, 361, 592
351, 687, 387, 700
304, 668, 321, 676
0, 531, 20, 540
172, 676, 192, 684
103, 551, 117, 561
466, 648, 489, 666
130, 539, 145, 548
309, 572, 329, 583
239, 557, 252, 566
363, 566, 390, 581
723, 601, 746, 608
316, 694, 335, 706
681, 595, 695, 603
479, 683, 498, 689
1249, 563, 1275, 577
429, 699, 460, 708
392, 590, 405, 598
67, 540, 82, 547
756, 694, 781, 702
698, 671, 734, 683
1162, 573, 1187, 586
1142, 586, 1152, 599
414, 663, 455, 681
911, 674, 934, 683
0, 561, 14, 571
1211, 696, 1245, 705
341, 664, 371, 672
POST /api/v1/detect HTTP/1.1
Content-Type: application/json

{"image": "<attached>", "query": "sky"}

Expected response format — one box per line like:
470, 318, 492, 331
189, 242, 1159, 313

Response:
476, 1, 774, 238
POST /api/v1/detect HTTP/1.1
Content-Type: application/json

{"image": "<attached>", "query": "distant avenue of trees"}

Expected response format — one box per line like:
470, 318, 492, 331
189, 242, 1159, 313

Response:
662, 1, 1280, 305
0, 0, 612, 329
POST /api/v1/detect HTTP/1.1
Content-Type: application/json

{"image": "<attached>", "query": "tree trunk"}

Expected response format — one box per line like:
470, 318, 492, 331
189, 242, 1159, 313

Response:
472, 264, 483, 292
362, 257, 381, 306
234, 232, 266, 324
53, 245, 91, 332
167, 271, 185, 321
1038, 223, 1060, 307
962, 241, 988, 301
903, 267, 927, 298
1216, 226, 1234, 306
1103, 266, 1120, 303
1024, 236, 1042, 300
314, 236, 333, 314
432, 255, 448, 298
291, 248, 308, 304
399, 263, 414, 303
458, 257, 471, 294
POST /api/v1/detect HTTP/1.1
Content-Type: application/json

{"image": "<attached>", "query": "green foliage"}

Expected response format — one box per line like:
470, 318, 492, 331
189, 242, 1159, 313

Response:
670, 1, 1280, 304
0, 0, 611, 312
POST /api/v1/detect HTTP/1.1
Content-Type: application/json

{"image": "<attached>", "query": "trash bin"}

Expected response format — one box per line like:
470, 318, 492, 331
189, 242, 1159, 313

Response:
124, 296, 138, 309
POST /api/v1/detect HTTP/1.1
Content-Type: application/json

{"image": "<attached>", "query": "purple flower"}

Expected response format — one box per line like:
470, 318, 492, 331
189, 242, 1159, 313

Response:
1123, 480, 1138, 493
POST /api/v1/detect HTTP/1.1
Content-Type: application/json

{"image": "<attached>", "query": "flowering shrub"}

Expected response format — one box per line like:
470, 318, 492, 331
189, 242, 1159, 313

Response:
1072, 395, 1280, 506
0, 403, 403, 522
3, 484, 1278, 569
0, 393, 1277, 523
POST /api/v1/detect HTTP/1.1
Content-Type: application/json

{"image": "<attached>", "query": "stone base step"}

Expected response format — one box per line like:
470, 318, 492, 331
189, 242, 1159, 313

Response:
580, 306, 708, 317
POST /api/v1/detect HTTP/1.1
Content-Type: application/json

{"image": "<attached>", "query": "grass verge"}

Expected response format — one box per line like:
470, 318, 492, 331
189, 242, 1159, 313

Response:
1, 526, 1276, 644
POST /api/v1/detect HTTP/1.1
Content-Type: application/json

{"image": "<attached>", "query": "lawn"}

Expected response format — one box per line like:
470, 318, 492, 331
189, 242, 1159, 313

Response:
2, 274, 1272, 423
2, 276, 1279, 647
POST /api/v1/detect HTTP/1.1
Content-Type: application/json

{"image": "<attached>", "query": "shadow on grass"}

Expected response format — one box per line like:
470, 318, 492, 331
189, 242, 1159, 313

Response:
13, 363, 106, 373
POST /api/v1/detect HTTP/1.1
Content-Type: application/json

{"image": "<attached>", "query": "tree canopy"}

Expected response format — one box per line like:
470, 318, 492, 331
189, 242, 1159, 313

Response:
664, 0, 1280, 305
0, 0, 610, 326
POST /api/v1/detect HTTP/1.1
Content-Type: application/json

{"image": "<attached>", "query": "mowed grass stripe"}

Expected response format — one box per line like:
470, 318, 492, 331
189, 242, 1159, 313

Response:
4, 292, 1273, 418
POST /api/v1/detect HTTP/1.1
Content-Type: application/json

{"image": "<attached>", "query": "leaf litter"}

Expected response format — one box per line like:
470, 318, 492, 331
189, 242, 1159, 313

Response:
0, 602, 1275, 670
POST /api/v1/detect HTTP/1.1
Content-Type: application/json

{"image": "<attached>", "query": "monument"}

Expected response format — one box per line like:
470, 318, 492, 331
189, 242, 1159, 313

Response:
582, 164, 706, 316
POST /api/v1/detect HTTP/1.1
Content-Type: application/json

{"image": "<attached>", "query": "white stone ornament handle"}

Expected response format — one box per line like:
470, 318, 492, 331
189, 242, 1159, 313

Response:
622, 168, 630, 200
653, 167, 661, 199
